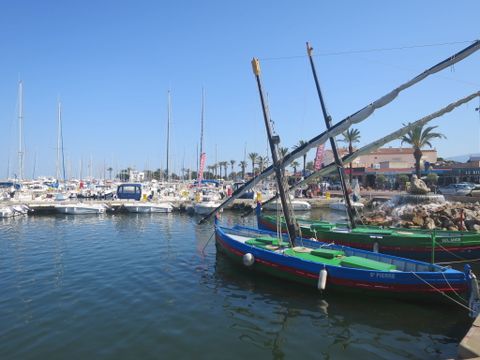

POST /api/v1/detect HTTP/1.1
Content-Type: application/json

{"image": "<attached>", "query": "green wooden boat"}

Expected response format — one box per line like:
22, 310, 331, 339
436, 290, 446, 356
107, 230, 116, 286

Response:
257, 207, 480, 262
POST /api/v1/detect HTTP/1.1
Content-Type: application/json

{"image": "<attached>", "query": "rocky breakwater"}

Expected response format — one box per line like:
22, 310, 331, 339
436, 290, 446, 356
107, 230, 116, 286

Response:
361, 201, 480, 231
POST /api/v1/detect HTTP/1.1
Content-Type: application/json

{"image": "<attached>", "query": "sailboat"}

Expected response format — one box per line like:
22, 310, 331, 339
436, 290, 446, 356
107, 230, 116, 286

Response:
214, 53, 480, 316
193, 88, 222, 215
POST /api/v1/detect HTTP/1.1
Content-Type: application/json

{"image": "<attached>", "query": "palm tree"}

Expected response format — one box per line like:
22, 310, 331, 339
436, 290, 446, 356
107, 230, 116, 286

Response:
291, 160, 300, 176
400, 124, 445, 177
230, 160, 236, 179
248, 152, 258, 177
107, 167, 113, 180
258, 156, 268, 172
239, 161, 247, 180
340, 128, 361, 183
278, 147, 289, 159
293, 140, 308, 176
220, 161, 228, 179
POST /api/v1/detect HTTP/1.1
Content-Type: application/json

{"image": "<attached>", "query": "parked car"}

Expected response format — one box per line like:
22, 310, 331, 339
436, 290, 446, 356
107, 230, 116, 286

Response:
438, 183, 472, 196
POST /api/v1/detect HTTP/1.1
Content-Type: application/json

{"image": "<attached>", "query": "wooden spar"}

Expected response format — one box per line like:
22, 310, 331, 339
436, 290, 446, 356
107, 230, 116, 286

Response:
251, 58, 297, 244
242, 90, 480, 217
198, 40, 480, 224
306, 42, 356, 228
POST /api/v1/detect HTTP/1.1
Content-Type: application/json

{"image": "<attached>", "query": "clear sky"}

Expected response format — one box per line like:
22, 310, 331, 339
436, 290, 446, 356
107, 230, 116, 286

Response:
1, 0, 479, 179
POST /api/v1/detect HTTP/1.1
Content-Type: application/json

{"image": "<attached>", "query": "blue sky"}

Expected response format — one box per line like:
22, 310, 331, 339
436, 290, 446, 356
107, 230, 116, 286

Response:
1, 0, 479, 179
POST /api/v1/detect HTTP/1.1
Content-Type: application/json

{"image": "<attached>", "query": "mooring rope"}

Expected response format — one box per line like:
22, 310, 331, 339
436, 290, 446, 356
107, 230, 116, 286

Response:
410, 272, 474, 313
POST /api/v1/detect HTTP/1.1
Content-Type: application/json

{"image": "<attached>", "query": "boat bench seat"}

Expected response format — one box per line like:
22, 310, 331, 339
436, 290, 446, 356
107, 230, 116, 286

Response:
310, 248, 345, 259
283, 249, 342, 265
340, 256, 397, 271
246, 237, 290, 249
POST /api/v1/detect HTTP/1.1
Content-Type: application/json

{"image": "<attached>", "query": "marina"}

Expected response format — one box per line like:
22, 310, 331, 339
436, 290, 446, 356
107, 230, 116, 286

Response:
1, 2, 480, 358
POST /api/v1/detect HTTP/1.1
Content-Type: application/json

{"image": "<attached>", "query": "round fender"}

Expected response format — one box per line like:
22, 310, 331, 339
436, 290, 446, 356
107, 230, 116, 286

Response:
243, 253, 255, 267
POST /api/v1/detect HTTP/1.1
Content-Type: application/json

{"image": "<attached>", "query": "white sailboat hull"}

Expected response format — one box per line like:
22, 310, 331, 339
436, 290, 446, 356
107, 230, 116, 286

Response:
194, 201, 222, 215
263, 200, 311, 211
123, 202, 173, 213
55, 203, 106, 214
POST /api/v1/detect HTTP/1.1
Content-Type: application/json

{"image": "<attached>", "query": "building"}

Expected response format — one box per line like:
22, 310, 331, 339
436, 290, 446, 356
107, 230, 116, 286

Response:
323, 147, 437, 169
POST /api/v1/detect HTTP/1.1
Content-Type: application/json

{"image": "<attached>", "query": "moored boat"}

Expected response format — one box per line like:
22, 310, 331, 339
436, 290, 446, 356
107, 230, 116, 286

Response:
257, 208, 480, 262
123, 202, 173, 213
215, 221, 480, 314
55, 203, 107, 214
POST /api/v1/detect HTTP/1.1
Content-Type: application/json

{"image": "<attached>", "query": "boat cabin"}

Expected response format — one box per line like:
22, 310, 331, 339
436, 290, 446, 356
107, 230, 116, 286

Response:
117, 183, 146, 201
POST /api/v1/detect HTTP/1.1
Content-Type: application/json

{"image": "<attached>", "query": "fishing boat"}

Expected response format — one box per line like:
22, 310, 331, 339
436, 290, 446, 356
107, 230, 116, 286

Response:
256, 208, 480, 261
54, 202, 107, 214
123, 202, 173, 213
215, 221, 479, 310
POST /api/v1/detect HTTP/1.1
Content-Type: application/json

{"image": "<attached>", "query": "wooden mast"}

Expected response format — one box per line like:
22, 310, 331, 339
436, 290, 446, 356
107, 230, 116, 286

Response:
306, 42, 356, 228
251, 58, 297, 244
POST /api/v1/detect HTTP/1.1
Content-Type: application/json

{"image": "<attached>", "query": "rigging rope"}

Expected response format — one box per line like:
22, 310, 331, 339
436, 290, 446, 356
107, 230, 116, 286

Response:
260, 40, 477, 61
410, 272, 474, 313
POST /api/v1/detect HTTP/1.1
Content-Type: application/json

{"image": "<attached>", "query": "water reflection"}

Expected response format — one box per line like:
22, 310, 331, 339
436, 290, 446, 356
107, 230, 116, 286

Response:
212, 251, 469, 359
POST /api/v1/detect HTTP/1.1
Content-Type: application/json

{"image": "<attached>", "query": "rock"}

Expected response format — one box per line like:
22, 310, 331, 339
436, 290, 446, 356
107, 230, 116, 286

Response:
424, 217, 436, 229
412, 214, 424, 226
409, 175, 431, 195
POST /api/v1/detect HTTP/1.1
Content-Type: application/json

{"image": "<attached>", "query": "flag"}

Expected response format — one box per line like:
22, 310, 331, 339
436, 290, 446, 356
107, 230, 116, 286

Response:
198, 153, 206, 185
314, 144, 325, 171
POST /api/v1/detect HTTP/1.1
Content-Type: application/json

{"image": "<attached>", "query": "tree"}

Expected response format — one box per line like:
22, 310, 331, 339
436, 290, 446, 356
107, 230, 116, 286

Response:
400, 125, 445, 177
291, 160, 300, 176
258, 156, 268, 172
339, 128, 361, 183
230, 160, 236, 179
396, 174, 409, 190
219, 161, 228, 179
239, 161, 247, 180
107, 167, 113, 180
278, 147, 289, 159
426, 173, 439, 188
375, 174, 387, 190
248, 152, 258, 177
293, 140, 308, 176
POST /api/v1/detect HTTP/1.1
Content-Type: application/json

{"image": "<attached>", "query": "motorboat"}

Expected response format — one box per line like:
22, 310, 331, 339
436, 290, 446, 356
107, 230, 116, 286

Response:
123, 202, 173, 213
55, 202, 107, 214
329, 199, 364, 212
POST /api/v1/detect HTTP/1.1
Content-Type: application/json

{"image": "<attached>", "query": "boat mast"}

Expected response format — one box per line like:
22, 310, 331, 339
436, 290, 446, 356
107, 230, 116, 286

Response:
18, 80, 24, 181
200, 88, 205, 167
252, 58, 297, 244
166, 90, 171, 182
56, 100, 61, 181
306, 42, 356, 228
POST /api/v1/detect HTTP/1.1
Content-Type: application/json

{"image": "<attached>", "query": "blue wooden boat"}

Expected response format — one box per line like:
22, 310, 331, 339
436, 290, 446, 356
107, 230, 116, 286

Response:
215, 219, 479, 315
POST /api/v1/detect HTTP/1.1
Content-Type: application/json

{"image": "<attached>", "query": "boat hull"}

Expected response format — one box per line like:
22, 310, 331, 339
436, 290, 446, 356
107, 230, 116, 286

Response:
258, 213, 480, 262
215, 225, 469, 300
123, 203, 173, 213
55, 204, 106, 214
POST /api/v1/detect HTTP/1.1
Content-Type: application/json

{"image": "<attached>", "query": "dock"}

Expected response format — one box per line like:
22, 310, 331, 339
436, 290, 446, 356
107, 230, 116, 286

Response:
458, 314, 480, 359
3, 197, 339, 215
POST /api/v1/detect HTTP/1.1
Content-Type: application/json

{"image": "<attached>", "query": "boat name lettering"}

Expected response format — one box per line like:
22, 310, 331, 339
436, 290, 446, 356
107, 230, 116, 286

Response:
440, 237, 461, 243
370, 272, 395, 279
369, 235, 383, 239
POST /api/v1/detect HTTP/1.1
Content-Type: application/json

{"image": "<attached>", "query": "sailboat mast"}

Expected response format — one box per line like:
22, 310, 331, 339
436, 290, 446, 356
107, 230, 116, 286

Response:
200, 88, 205, 160
306, 42, 356, 228
18, 80, 24, 181
252, 58, 297, 244
166, 90, 171, 182
56, 100, 61, 181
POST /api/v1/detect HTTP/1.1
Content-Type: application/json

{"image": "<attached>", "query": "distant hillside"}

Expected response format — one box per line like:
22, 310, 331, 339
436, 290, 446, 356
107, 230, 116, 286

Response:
445, 153, 480, 163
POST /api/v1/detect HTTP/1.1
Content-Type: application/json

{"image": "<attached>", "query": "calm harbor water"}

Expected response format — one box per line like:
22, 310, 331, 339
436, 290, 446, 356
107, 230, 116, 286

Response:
0, 210, 474, 359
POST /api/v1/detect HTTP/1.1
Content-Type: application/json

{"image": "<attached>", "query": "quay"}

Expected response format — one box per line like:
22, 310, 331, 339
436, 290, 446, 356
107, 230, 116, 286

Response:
458, 314, 480, 359
4, 197, 339, 215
